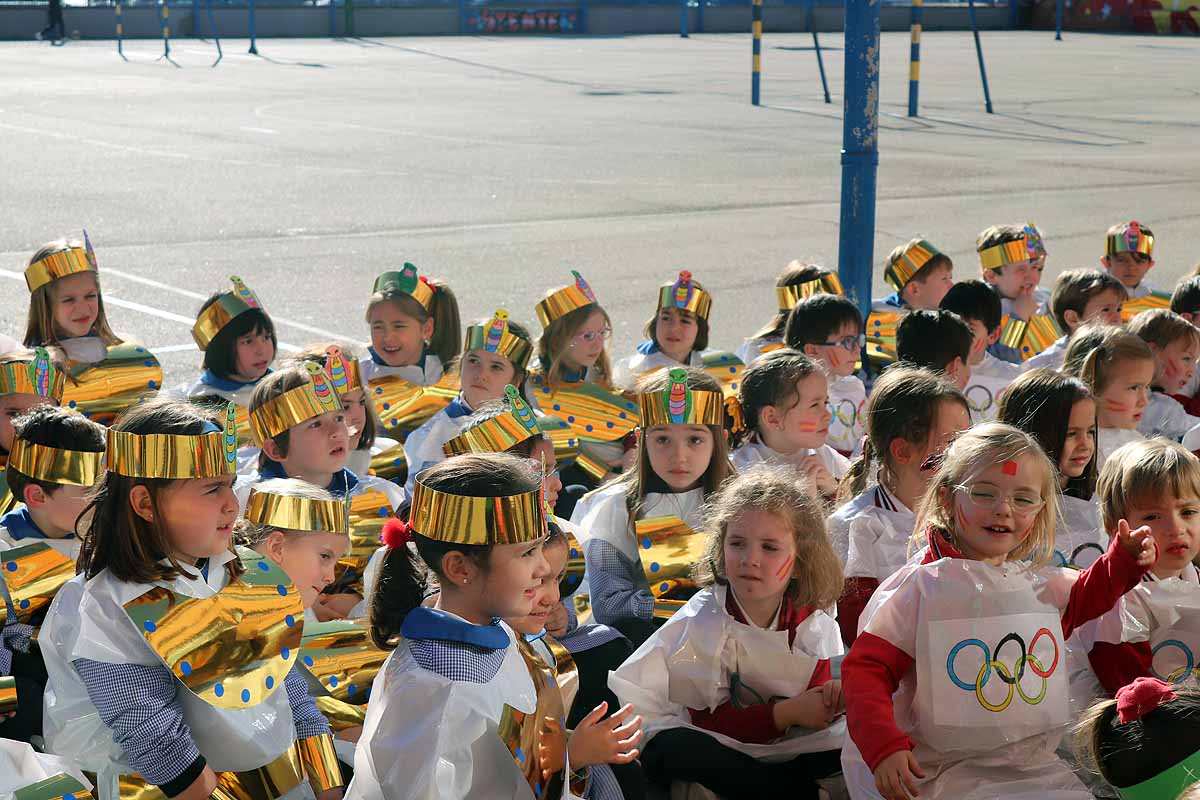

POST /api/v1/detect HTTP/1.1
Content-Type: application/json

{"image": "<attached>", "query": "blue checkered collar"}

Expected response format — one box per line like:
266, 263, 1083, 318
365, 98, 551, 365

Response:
401, 607, 510, 650
199, 368, 272, 393
0, 506, 70, 540
257, 460, 361, 496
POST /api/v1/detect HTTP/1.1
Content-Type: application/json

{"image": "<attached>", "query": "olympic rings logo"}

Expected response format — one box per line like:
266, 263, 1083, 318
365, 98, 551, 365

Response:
827, 398, 859, 427
965, 384, 995, 415
1052, 542, 1105, 571
946, 627, 1060, 712
1151, 639, 1200, 684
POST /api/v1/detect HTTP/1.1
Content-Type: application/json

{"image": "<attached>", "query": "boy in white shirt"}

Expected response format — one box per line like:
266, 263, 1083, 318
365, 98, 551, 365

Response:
939, 280, 1021, 423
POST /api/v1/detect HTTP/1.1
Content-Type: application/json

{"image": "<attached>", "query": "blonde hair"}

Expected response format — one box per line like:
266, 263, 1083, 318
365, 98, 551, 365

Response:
23, 239, 119, 348
365, 278, 462, 367
534, 303, 614, 392
694, 464, 842, 609
234, 477, 343, 547
1097, 438, 1200, 533
911, 422, 1059, 566
1063, 323, 1155, 395
1128, 309, 1200, 354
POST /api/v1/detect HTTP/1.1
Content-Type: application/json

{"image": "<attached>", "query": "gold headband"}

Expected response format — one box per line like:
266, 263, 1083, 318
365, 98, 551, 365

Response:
463, 310, 533, 371
250, 364, 344, 444
106, 404, 239, 479
444, 386, 542, 457
979, 225, 1046, 271
24, 232, 98, 292
409, 477, 547, 546
884, 239, 942, 292
191, 276, 266, 350
656, 271, 712, 321
245, 488, 349, 534
373, 264, 435, 313
0, 348, 64, 401
321, 346, 364, 396
7, 438, 104, 487
776, 272, 844, 310
1107, 221, 1155, 257
535, 270, 599, 328
638, 368, 725, 427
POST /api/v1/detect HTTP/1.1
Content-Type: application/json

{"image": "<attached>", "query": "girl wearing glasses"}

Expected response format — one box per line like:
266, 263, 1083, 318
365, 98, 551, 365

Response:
840, 423, 1156, 800
609, 465, 845, 798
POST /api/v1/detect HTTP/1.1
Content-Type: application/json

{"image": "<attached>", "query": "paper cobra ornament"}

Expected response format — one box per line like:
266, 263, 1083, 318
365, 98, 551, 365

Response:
397, 264, 420, 294
306, 362, 340, 413
31, 347, 54, 399
485, 310, 509, 353
324, 346, 349, 394
222, 403, 239, 466
506, 385, 539, 432
572, 270, 596, 303
1023, 224, 1045, 259
663, 368, 692, 424
83, 229, 98, 270
230, 275, 260, 308
1125, 221, 1142, 253
671, 271, 694, 308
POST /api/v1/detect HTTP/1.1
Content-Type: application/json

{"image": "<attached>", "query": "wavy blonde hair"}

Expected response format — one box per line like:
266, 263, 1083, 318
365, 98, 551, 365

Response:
23, 239, 120, 348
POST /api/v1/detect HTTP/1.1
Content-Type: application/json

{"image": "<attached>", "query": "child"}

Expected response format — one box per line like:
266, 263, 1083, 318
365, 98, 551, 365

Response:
528, 271, 640, 515
22, 234, 161, 425
402, 309, 534, 495
939, 280, 1022, 423
505, 524, 645, 800
840, 422, 1156, 800
1088, 439, 1200, 695
1076, 679, 1200, 798
894, 309, 973, 391
833, 366, 970, 645
738, 262, 844, 368
1103, 220, 1165, 302
977, 223, 1050, 322
1063, 325, 1156, 468
1127, 309, 1200, 443
360, 265, 462, 482
40, 399, 343, 800
865, 239, 953, 369
783, 293, 866, 456
610, 465, 846, 798
183, 276, 278, 446
731, 350, 849, 500
614, 270, 713, 388
348, 453, 570, 799
1, 348, 66, 514
1024, 269, 1126, 373
1170, 276, 1200, 405
573, 367, 731, 647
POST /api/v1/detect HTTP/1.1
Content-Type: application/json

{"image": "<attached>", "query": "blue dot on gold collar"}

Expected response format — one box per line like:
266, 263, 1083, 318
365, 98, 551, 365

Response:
143, 620, 157, 633
276, 584, 288, 596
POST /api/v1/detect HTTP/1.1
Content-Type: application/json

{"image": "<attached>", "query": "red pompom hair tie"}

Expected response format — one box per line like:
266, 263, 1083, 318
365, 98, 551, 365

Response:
382, 517, 414, 549
418, 275, 438, 294
1116, 677, 1177, 725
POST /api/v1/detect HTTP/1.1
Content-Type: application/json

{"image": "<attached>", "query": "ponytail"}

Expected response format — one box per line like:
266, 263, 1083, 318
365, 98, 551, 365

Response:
425, 279, 463, 367
837, 438, 874, 505
368, 544, 427, 650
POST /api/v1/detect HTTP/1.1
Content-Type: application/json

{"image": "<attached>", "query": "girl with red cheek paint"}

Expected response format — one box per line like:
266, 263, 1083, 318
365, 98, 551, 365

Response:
1127, 310, 1200, 445
610, 465, 846, 798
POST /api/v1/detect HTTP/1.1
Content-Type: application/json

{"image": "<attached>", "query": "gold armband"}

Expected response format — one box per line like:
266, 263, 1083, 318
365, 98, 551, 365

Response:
297, 734, 345, 793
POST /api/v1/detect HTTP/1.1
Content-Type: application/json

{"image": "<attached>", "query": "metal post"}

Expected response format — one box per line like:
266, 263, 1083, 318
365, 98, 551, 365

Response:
837, 0, 880, 324
679, 0, 688, 37
206, 0, 221, 63
115, 4, 125, 59
907, 0, 921, 116
329, 0, 337, 36
696, 0, 703, 32
751, 0, 762, 105
248, 0, 258, 54
192, 0, 200, 36
1055, 0, 1062, 39
967, 0, 994, 113
1008, 0, 1018, 28
808, 1, 831, 104
345, 0, 354, 35
161, 0, 170, 59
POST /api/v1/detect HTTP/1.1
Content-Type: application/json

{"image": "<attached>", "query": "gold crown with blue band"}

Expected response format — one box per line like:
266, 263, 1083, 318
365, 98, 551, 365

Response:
638, 368, 725, 427
0, 347, 64, 402
245, 486, 350, 534
409, 469, 548, 546
444, 385, 543, 457
250, 363, 344, 444
7, 438, 104, 488
883, 239, 942, 293
463, 309, 533, 371
1107, 220, 1155, 258
979, 223, 1047, 271
776, 272, 844, 311
106, 403, 239, 479
373, 263, 435, 312
535, 270, 599, 328
657, 271, 712, 321
24, 231, 98, 293
192, 276, 266, 351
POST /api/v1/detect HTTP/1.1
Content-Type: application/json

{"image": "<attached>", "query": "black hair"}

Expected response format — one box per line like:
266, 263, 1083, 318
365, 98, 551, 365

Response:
751, 261, 834, 341
1172, 277, 1200, 317
368, 452, 542, 650
198, 291, 277, 381
249, 365, 321, 470
999, 369, 1097, 500
460, 400, 546, 459
939, 279, 1003, 334
287, 345, 378, 451
896, 310, 972, 374
1077, 686, 1200, 790
734, 349, 824, 448
6, 404, 106, 506
783, 294, 863, 350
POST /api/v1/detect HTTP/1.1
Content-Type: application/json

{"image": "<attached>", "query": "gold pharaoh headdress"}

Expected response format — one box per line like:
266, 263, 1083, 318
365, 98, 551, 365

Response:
320, 345, 364, 396
373, 263, 435, 313
106, 403, 239, 479
776, 272, 844, 311
1107, 220, 1155, 258
657, 271, 712, 321
979, 223, 1047, 271
638, 368, 725, 427
24, 230, 98, 293
0, 347, 65, 401
409, 470, 548, 546
192, 276, 267, 351
883, 239, 942, 293
7, 438, 104, 487
250, 363, 344, 444
244, 486, 349, 534
463, 310, 533, 371
535, 270, 599, 329
443, 385, 542, 457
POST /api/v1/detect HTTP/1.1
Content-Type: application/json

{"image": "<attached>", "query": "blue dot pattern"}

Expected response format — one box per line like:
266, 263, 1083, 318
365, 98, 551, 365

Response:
143, 620, 157, 633
181, 661, 192, 676
214, 683, 225, 697
241, 688, 251, 703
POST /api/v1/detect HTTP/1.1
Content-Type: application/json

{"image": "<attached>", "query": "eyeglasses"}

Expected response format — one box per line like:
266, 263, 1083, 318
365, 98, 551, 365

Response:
818, 334, 866, 353
571, 327, 612, 345
955, 483, 1045, 517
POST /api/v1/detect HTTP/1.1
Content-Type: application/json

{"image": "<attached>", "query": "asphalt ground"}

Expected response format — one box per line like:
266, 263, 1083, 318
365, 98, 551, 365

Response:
1, 31, 1197, 387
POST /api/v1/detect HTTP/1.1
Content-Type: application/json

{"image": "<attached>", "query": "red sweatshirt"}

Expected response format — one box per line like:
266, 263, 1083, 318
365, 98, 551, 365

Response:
842, 529, 1145, 772
838, 577, 878, 648
686, 591, 831, 745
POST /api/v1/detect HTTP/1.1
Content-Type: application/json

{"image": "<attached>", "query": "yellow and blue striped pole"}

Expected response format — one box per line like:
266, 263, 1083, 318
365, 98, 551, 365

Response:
160, 0, 171, 59
115, 3, 125, 59
751, 0, 762, 105
907, 0, 921, 116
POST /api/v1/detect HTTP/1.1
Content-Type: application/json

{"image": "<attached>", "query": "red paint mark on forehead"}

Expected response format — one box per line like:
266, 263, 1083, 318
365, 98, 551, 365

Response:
1002, 460, 1018, 476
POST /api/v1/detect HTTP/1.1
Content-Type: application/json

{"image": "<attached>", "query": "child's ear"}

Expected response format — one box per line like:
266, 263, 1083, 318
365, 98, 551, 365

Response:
986, 326, 1002, 346
760, 405, 782, 431
440, 550, 481, 587
21, 484, 47, 509
1183, 311, 1197, 325
889, 436, 913, 466
1063, 309, 1081, 330
1147, 258, 1156, 271
261, 437, 285, 463
420, 317, 436, 344
129, 484, 155, 524
981, 269, 998, 286
802, 343, 822, 360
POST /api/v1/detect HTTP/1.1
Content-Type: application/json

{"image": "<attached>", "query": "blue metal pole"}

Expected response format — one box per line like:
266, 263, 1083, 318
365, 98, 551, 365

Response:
751, 0, 762, 105
967, 0, 994, 113
907, 0, 921, 116
680, 0, 688, 37
206, 0, 221, 64
193, 0, 200, 36
696, 0, 703, 32
837, 0, 880, 324
248, 0, 258, 54
1008, 0, 1017, 28
329, 0, 337, 36
809, 2, 830, 104
1055, 0, 1062, 39
115, 3, 126, 60
160, 0, 170, 59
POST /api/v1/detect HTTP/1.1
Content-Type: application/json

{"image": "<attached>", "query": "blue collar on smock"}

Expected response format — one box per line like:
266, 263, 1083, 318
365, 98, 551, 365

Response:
400, 606, 510, 650
200, 368, 271, 393
257, 460, 362, 496
0, 506, 70, 540
368, 346, 428, 370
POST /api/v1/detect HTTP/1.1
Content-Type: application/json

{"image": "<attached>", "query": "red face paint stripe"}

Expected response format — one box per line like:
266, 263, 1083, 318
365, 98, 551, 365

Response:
1103, 399, 1129, 412
775, 557, 794, 582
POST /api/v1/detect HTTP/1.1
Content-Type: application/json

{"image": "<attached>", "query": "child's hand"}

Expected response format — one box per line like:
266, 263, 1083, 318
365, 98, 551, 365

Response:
567, 701, 643, 767
799, 456, 837, 497
1012, 292, 1038, 321
1115, 518, 1157, 567
545, 602, 569, 638
873, 750, 925, 800
318, 592, 361, 618
774, 687, 834, 731
820, 679, 845, 716
336, 725, 363, 743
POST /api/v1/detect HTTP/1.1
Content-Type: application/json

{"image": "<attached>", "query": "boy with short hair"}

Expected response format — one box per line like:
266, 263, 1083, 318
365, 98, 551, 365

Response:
1169, 276, 1200, 403
894, 309, 973, 391
977, 223, 1050, 320
1103, 220, 1166, 306
784, 293, 866, 456
1127, 309, 1200, 444
939, 280, 1021, 423
1023, 269, 1127, 373
865, 238, 953, 370
1, 347, 66, 515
